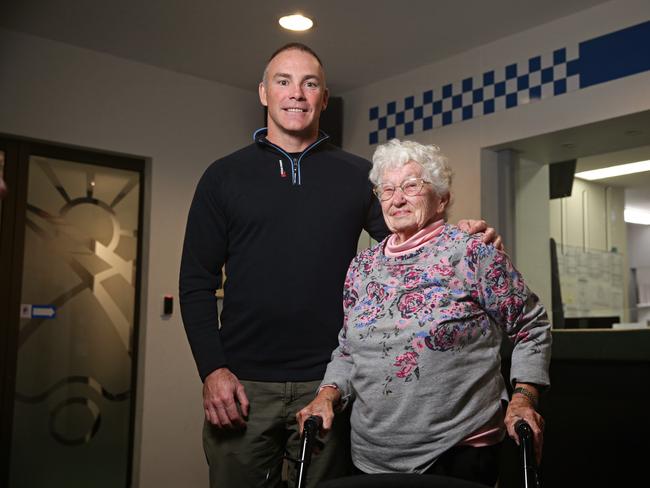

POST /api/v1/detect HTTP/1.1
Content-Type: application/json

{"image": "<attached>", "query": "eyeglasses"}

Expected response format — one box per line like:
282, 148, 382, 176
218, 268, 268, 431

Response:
373, 177, 431, 201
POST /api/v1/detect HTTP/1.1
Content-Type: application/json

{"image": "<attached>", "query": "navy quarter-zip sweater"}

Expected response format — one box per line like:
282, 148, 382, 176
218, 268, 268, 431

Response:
180, 130, 389, 382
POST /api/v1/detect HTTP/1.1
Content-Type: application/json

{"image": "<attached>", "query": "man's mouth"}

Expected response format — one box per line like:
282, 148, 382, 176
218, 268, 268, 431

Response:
284, 108, 308, 112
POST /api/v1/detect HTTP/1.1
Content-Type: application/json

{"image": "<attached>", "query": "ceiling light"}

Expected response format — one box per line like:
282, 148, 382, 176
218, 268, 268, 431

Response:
574, 159, 650, 180
624, 207, 650, 225
279, 14, 313, 31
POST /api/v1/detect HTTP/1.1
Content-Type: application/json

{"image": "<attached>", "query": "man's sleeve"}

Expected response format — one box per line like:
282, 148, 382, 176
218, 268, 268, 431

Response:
321, 262, 359, 406
364, 189, 390, 242
179, 166, 228, 382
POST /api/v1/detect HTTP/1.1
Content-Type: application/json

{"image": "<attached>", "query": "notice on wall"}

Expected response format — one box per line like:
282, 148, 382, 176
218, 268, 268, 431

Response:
556, 244, 624, 318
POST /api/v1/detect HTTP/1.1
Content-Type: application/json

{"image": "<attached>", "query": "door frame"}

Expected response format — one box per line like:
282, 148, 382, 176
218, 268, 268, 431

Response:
0, 134, 146, 488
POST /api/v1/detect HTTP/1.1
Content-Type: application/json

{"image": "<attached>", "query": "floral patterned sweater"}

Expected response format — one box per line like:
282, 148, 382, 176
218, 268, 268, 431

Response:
321, 224, 551, 473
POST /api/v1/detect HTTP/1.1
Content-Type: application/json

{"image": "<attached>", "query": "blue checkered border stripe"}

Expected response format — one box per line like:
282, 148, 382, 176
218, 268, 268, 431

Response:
369, 45, 579, 145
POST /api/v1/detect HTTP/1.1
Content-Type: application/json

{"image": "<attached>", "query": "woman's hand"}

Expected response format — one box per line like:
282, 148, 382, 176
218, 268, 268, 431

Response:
504, 384, 545, 465
296, 386, 341, 435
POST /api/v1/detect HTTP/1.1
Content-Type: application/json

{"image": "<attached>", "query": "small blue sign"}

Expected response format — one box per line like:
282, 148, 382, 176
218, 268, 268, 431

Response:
32, 305, 56, 319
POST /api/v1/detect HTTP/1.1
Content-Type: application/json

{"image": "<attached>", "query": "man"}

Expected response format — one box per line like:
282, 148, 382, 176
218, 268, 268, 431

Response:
180, 43, 500, 488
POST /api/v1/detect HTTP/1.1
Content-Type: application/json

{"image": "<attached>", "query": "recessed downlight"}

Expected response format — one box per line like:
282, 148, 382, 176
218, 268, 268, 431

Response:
279, 14, 313, 31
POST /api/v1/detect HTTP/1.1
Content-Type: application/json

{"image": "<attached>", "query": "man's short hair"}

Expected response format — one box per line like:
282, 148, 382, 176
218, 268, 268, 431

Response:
262, 43, 325, 85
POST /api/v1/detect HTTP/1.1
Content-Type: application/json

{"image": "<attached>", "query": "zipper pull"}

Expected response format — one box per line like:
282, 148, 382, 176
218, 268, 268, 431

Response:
278, 159, 287, 178
292, 157, 299, 184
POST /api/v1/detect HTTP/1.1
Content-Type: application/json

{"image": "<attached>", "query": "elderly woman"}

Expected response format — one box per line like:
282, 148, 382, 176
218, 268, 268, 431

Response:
297, 139, 551, 486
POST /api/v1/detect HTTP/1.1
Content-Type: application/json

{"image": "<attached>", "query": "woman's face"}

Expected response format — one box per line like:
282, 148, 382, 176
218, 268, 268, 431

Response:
379, 161, 448, 244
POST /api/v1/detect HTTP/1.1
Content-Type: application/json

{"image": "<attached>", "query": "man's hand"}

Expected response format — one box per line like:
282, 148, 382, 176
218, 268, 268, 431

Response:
457, 219, 503, 251
203, 367, 250, 429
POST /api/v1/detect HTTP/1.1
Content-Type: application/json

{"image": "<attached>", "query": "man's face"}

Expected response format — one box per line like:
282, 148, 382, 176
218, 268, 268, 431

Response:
259, 49, 328, 142
0, 175, 6, 199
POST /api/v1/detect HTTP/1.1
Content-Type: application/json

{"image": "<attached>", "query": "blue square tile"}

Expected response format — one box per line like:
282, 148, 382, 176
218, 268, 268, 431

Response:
553, 48, 566, 65
369, 131, 378, 145
530, 85, 542, 100
452, 94, 462, 109
483, 99, 495, 114
506, 63, 517, 79
494, 81, 506, 97
517, 74, 529, 91
423, 116, 433, 131
567, 59, 579, 77
506, 93, 518, 108
369, 106, 379, 120
387, 127, 396, 139
387, 101, 396, 115
414, 106, 423, 120
462, 106, 473, 120
423, 90, 433, 104
405, 96, 415, 110
541, 67, 554, 84
433, 100, 442, 115
378, 116, 387, 130
462, 77, 473, 92
483, 70, 495, 86
528, 56, 542, 72
404, 121, 414, 135
473, 88, 484, 103
554, 79, 567, 95
442, 84, 453, 98
442, 111, 453, 126
396, 111, 405, 125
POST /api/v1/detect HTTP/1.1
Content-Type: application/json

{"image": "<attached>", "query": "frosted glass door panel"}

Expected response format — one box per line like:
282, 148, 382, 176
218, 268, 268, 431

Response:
9, 155, 140, 488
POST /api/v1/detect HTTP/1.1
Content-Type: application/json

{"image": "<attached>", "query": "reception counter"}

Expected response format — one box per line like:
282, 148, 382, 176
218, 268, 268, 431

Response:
551, 327, 650, 361
499, 327, 650, 488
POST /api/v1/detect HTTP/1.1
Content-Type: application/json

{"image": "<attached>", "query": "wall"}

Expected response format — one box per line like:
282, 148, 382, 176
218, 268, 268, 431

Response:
628, 221, 650, 321
628, 223, 650, 269
341, 0, 650, 265
515, 158, 552, 312
0, 28, 260, 488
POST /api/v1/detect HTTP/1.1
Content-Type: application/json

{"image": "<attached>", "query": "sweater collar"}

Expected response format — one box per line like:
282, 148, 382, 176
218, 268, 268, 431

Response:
384, 219, 446, 257
253, 127, 330, 151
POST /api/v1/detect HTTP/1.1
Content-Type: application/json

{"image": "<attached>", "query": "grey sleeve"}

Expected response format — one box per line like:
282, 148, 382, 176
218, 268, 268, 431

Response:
474, 243, 552, 388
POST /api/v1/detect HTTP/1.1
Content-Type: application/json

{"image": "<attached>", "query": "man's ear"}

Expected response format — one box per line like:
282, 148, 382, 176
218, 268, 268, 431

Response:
259, 82, 268, 107
321, 87, 329, 112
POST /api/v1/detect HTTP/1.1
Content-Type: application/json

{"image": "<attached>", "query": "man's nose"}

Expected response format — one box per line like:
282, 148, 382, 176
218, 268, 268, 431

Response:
289, 83, 305, 99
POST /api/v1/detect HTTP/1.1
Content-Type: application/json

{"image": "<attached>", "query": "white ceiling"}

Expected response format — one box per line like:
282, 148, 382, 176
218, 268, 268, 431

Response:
0, 0, 612, 94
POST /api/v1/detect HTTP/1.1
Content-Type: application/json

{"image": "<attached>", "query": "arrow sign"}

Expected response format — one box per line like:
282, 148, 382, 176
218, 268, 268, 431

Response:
31, 305, 57, 319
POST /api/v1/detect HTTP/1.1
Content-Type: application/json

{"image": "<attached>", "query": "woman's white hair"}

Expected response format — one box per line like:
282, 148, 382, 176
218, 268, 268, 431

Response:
370, 139, 453, 197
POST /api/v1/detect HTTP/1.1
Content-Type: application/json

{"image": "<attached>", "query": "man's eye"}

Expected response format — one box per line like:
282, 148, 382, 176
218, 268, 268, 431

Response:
278, 80, 289, 86
306, 81, 318, 88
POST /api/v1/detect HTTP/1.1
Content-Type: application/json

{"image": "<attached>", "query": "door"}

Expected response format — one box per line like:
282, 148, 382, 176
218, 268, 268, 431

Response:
0, 138, 144, 488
